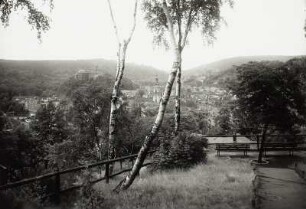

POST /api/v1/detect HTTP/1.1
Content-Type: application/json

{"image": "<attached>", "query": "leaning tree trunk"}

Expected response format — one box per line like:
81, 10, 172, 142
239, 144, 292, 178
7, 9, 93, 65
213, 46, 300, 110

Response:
258, 125, 268, 163
114, 48, 181, 192
108, 44, 127, 160
106, 0, 137, 162
174, 53, 182, 135
113, 0, 180, 192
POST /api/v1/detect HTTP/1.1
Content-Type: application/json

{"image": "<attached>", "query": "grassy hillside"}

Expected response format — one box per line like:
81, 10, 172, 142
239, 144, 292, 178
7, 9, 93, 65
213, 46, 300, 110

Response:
93, 155, 254, 209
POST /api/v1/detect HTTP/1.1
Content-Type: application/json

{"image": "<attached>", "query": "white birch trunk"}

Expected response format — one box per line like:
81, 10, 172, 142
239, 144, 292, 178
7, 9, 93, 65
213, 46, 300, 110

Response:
107, 0, 138, 160
108, 44, 127, 159
114, 49, 181, 191
174, 51, 182, 134
113, 1, 180, 191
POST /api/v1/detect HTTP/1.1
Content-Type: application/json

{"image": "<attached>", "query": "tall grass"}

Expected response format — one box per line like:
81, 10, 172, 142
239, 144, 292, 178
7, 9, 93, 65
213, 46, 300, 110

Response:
95, 155, 254, 209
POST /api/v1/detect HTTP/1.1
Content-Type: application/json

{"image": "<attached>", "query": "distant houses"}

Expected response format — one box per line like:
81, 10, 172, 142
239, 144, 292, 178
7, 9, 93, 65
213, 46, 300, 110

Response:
13, 96, 60, 115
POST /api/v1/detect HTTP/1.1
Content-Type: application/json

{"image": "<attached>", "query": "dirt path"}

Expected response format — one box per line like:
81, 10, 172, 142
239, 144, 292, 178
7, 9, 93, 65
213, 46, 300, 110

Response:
254, 155, 306, 209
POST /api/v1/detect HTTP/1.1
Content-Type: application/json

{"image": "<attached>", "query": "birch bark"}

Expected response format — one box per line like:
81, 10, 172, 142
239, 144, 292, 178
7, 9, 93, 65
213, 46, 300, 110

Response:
114, 0, 181, 191
107, 0, 138, 160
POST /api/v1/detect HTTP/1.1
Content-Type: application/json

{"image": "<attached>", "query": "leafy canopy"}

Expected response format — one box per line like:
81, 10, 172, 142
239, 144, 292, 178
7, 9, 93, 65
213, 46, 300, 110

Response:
0, 0, 53, 39
231, 59, 306, 133
142, 0, 233, 49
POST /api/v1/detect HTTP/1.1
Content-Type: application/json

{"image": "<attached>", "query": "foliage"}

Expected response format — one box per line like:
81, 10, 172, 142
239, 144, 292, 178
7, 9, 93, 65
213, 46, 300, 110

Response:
44, 78, 113, 166
0, 87, 28, 116
72, 170, 105, 209
115, 107, 153, 156
0, 126, 44, 181
0, 0, 53, 39
231, 60, 306, 134
183, 99, 198, 108
153, 132, 207, 170
160, 111, 211, 135
142, 0, 232, 48
0, 60, 143, 97
61, 74, 137, 98
46, 75, 146, 167
215, 106, 233, 134
230, 59, 306, 163
0, 182, 46, 209
32, 102, 69, 145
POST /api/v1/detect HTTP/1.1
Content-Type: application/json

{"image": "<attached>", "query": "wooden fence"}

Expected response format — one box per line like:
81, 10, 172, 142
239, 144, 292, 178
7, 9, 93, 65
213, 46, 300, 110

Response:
0, 133, 305, 203
0, 150, 156, 203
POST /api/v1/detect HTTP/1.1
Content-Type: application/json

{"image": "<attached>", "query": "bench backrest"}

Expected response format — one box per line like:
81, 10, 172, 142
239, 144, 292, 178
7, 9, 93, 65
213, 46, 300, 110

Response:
264, 143, 297, 148
216, 143, 250, 149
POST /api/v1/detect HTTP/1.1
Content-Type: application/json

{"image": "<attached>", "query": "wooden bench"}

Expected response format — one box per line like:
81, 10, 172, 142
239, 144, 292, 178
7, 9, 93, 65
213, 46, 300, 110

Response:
216, 143, 250, 156
263, 143, 298, 156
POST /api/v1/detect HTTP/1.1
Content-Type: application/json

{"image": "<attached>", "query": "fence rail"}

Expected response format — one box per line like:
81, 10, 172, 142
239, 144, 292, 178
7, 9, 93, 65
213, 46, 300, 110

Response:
202, 134, 306, 138
1, 133, 305, 203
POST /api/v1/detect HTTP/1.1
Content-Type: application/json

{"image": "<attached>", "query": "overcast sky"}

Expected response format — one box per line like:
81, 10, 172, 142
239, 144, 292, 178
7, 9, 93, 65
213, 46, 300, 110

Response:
0, 0, 305, 70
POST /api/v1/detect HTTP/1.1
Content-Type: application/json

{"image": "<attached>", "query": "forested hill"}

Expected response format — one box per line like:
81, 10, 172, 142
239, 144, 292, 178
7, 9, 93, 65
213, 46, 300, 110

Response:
183, 56, 303, 88
185, 55, 295, 76
0, 59, 167, 96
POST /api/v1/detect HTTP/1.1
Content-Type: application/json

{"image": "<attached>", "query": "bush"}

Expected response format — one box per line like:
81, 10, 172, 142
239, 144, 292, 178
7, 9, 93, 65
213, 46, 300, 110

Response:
153, 132, 208, 170
0, 182, 46, 209
72, 170, 104, 209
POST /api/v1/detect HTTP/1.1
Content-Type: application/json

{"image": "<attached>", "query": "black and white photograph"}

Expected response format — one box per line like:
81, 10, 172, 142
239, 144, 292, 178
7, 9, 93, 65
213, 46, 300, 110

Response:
0, 0, 306, 208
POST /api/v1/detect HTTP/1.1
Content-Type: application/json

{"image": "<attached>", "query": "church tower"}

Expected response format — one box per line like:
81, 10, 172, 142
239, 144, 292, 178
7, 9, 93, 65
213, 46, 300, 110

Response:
153, 74, 161, 103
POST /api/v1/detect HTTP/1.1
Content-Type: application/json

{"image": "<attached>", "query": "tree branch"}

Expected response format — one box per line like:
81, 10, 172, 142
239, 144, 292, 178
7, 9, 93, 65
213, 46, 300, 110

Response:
125, 0, 138, 45
107, 0, 121, 44
162, 0, 177, 49
181, 8, 193, 49
176, 0, 182, 50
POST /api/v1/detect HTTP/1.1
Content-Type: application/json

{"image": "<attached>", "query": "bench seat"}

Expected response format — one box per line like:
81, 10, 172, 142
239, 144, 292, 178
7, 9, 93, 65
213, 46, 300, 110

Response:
216, 143, 250, 156
263, 143, 298, 156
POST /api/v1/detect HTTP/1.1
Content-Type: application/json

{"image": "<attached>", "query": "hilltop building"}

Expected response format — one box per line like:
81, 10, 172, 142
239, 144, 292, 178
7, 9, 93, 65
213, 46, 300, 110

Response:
75, 66, 101, 81
75, 69, 92, 81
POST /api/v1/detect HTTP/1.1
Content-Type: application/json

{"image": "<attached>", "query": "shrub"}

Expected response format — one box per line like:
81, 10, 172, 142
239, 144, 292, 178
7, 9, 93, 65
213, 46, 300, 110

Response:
153, 132, 208, 170
72, 170, 104, 209
0, 182, 46, 209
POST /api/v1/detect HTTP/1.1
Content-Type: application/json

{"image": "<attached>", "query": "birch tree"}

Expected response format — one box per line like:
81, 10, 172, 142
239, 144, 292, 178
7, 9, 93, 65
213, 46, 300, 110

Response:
107, 0, 138, 160
142, 0, 232, 134
114, 0, 231, 192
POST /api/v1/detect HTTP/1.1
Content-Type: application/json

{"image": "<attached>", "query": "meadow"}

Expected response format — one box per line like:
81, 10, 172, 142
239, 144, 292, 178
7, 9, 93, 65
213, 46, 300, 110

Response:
94, 154, 254, 209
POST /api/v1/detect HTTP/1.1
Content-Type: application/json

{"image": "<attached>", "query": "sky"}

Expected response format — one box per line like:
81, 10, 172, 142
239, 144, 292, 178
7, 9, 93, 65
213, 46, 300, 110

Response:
0, 0, 306, 70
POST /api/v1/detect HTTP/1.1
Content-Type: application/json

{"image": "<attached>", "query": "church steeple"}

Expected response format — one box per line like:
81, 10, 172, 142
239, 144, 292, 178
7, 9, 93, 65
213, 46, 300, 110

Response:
155, 74, 159, 86
153, 74, 161, 103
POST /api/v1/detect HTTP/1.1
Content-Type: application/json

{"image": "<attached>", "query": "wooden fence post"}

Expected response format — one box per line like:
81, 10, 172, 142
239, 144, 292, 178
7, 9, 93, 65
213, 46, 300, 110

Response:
233, 133, 237, 142
55, 168, 61, 205
0, 165, 8, 186
256, 135, 260, 150
105, 163, 110, 183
